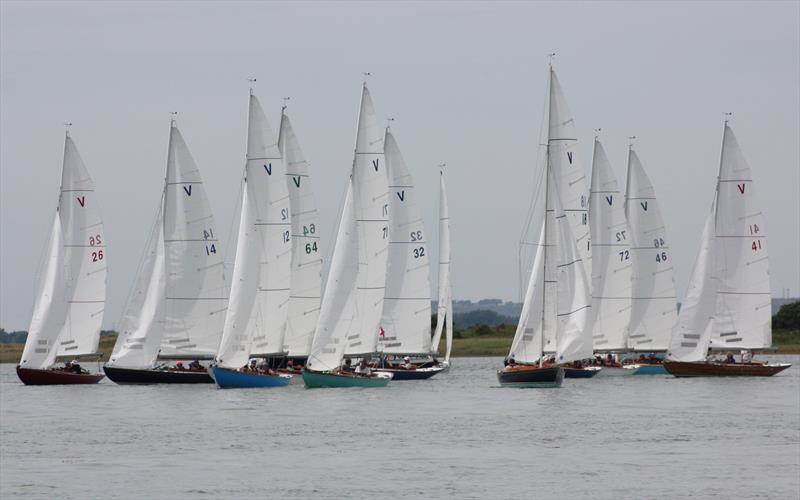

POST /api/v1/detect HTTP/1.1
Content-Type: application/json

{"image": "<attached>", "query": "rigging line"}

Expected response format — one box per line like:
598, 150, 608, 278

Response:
223, 170, 246, 284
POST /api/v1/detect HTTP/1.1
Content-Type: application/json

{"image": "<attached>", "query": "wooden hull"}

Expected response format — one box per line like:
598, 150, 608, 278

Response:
301, 369, 392, 388
372, 365, 446, 380
497, 366, 564, 388
664, 360, 792, 377
208, 366, 292, 389
562, 366, 601, 378
103, 365, 213, 384
16, 366, 104, 385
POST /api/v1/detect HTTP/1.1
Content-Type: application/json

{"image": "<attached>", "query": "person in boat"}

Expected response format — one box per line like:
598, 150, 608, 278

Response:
285, 358, 295, 372
341, 358, 354, 373
355, 359, 373, 377
724, 352, 736, 364
606, 353, 615, 366
504, 357, 517, 371
741, 350, 753, 364
174, 361, 185, 371
638, 354, 647, 363
188, 359, 202, 371
69, 360, 82, 374
402, 356, 414, 370
573, 359, 583, 369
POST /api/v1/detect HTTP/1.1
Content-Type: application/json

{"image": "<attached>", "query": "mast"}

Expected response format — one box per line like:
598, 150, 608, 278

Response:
540, 59, 554, 367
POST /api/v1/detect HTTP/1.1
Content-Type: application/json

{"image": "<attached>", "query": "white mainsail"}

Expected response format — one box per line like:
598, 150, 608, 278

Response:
553, 172, 593, 364
245, 94, 292, 355
21, 133, 107, 369
431, 167, 453, 361
668, 201, 717, 361
214, 185, 259, 369
160, 124, 227, 357
110, 122, 226, 367
588, 138, 632, 351
548, 67, 591, 279
279, 109, 322, 357
306, 182, 358, 372
625, 147, 678, 351
379, 129, 432, 355
711, 124, 771, 349
345, 84, 389, 356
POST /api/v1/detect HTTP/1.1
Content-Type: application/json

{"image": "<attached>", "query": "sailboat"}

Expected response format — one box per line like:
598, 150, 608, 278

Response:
664, 120, 790, 377
430, 165, 453, 366
500, 64, 593, 388
624, 143, 678, 375
17, 130, 107, 385
208, 91, 293, 389
587, 137, 638, 377
104, 118, 227, 384
301, 83, 393, 388
371, 128, 447, 380
279, 105, 323, 368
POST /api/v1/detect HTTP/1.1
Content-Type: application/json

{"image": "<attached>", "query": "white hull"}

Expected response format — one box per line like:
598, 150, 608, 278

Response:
595, 365, 640, 377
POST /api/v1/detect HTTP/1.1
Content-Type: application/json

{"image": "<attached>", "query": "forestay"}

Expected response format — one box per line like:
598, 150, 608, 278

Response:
711, 124, 771, 349
668, 202, 717, 361
431, 168, 453, 361
109, 210, 166, 368
160, 124, 227, 357
588, 139, 632, 351
245, 95, 292, 355
508, 225, 546, 364
279, 110, 322, 357
379, 129, 432, 354
345, 84, 389, 356
215, 186, 259, 369
625, 148, 678, 351
307, 182, 358, 372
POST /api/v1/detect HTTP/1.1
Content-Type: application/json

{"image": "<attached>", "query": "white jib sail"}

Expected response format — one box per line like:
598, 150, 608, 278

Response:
711, 124, 771, 349
20, 212, 67, 369
345, 84, 389, 356
548, 67, 591, 280
215, 184, 259, 369
109, 209, 166, 368
431, 168, 453, 361
588, 139, 632, 352
508, 225, 546, 364
379, 129, 432, 354
307, 181, 358, 372
279, 110, 322, 357
625, 148, 678, 351
668, 200, 717, 361
160, 124, 227, 357
245, 94, 292, 355
553, 174, 593, 364
51, 134, 107, 359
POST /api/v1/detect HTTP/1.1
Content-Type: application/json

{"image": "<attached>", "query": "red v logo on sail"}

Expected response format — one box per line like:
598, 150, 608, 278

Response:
76, 196, 85, 207
738, 183, 746, 194
183, 185, 192, 196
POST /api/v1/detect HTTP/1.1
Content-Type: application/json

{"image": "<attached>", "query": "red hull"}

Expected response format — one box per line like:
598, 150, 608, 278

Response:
663, 360, 791, 377
16, 366, 105, 385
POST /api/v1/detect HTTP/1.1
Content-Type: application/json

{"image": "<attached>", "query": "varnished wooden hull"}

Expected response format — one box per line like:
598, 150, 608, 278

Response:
497, 366, 564, 388
16, 366, 104, 385
663, 360, 791, 377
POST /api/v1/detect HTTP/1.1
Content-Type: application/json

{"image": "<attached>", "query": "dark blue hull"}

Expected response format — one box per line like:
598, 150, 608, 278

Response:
563, 367, 601, 378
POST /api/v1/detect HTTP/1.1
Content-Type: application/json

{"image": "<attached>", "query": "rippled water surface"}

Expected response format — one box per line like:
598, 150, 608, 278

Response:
1, 358, 799, 499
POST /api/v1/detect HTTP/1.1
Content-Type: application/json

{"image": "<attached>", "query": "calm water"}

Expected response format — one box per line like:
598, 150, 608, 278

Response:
1, 357, 798, 499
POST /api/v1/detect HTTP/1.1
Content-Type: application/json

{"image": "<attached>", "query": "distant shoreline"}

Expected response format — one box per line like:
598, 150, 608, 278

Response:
2, 331, 798, 364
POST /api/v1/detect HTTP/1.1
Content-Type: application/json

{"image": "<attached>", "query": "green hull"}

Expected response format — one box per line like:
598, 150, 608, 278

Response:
301, 370, 391, 388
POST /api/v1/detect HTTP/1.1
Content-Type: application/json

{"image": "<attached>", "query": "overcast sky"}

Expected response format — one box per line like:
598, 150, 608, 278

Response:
1, 1, 798, 331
